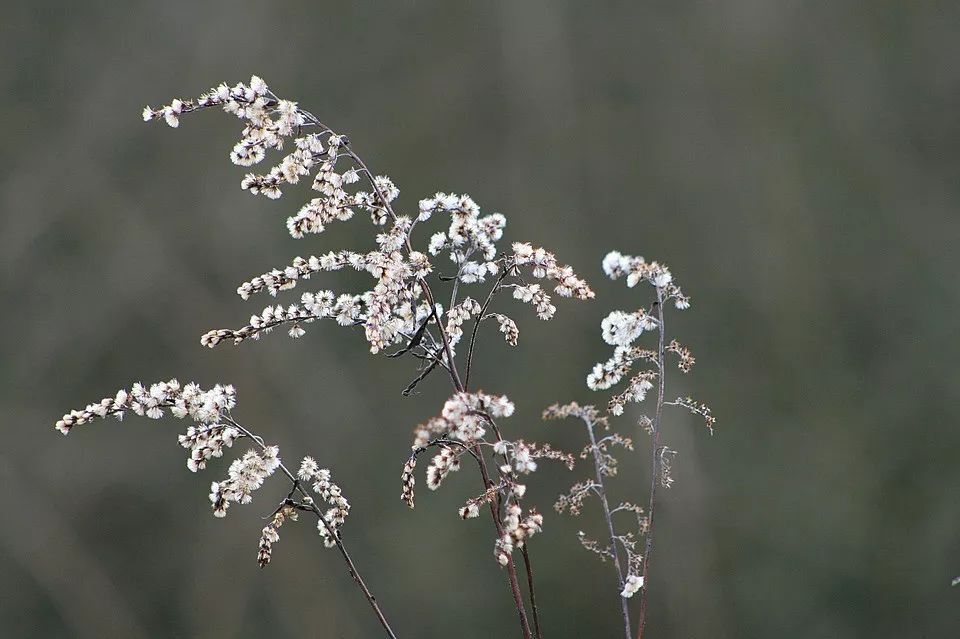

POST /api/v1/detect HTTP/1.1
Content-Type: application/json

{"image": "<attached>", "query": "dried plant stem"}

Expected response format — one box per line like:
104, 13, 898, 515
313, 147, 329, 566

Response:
520, 545, 543, 639
464, 268, 510, 388
585, 418, 632, 639
444, 315, 533, 639
224, 417, 399, 639
636, 288, 666, 639
486, 413, 542, 639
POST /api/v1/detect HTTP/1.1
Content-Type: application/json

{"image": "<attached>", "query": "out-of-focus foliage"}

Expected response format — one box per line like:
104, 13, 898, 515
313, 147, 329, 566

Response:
2, 2, 959, 637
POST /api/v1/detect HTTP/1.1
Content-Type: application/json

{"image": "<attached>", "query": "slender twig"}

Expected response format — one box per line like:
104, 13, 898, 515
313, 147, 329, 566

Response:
224, 416, 399, 639
585, 417, 632, 639
464, 266, 511, 388
636, 288, 666, 639
520, 545, 543, 639
401, 359, 440, 396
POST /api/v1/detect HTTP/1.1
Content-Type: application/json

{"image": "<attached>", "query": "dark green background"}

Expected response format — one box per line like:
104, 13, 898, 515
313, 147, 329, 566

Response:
3, 2, 958, 637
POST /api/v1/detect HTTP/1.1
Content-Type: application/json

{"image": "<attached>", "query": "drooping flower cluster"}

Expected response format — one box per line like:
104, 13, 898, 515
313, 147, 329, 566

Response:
258, 505, 298, 568
669, 396, 716, 433
425, 446, 461, 490
299, 458, 351, 548
445, 298, 482, 347
55, 381, 352, 568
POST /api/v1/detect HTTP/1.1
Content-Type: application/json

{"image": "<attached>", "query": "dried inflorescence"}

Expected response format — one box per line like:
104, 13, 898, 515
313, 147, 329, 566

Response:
209, 446, 281, 517
258, 505, 299, 568
494, 504, 544, 567
146, 77, 590, 363
403, 391, 574, 572
56, 381, 351, 567
300, 461, 351, 548
669, 396, 717, 433
54, 74, 703, 639
55, 379, 236, 437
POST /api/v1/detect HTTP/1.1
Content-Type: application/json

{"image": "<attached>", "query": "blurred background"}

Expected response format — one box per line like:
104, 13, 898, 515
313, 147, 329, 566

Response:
3, 1, 959, 637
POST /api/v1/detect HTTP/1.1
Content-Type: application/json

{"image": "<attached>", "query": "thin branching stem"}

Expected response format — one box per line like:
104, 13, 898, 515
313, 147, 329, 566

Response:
464, 266, 511, 388
584, 417, 632, 639
224, 416, 399, 639
636, 287, 666, 639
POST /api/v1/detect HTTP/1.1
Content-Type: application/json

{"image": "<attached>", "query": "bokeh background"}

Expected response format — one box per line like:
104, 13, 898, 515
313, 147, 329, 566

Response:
3, 2, 959, 637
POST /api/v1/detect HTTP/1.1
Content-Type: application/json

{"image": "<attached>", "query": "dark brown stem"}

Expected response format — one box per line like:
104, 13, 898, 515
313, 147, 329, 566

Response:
520, 545, 543, 639
482, 411, 545, 639
636, 288, 666, 639
472, 442, 534, 639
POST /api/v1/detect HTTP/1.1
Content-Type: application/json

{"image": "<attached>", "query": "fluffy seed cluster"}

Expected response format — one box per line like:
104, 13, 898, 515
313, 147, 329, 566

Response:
404, 392, 576, 568
494, 505, 544, 566
425, 192, 505, 282
147, 77, 593, 370
496, 439, 576, 475
587, 251, 689, 414
425, 446, 461, 490
209, 446, 281, 517
178, 423, 241, 472
601, 251, 687, 307
55, 381, 348, 567
512, 242, 594, 301
55, 379, 236, 435
491, 314, 519, 346
621, 574, 644, 598
410, 391, 516, 446
445, 298, 482, 347
298, 458, 351, 547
